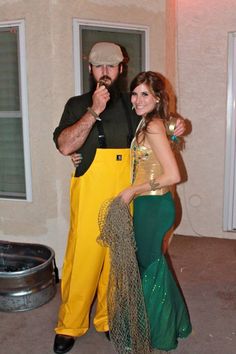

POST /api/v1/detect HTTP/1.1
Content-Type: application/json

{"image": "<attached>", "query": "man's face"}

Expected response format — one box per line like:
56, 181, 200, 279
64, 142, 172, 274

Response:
90, 64, 122, 87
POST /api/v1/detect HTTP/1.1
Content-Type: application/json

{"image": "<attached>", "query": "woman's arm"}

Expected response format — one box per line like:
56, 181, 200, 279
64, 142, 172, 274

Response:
119, 119, 180, 204
146, 119, 181, 187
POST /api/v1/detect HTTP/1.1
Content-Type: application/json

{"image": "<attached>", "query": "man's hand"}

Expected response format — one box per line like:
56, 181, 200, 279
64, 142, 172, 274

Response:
91, 83, 110, 116
174, 118, 186, 137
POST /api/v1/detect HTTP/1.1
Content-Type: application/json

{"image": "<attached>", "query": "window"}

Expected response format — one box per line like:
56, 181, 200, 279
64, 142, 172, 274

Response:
0, 20, 31, 201
73, 19, 149, 95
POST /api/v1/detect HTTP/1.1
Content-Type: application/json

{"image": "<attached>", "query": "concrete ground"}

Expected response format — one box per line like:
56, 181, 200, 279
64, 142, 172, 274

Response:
0, 235, 236, 354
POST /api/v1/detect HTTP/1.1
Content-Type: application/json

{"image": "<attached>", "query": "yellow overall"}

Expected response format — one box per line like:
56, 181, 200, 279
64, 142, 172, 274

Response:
55, 148, 131, 337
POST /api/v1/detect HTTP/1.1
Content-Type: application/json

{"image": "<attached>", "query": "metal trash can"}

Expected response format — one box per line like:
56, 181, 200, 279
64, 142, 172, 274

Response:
0, 241, 59, 312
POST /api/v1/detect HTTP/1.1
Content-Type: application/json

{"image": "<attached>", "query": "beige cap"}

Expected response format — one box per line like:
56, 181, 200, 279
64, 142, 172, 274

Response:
89, 42, 124, 66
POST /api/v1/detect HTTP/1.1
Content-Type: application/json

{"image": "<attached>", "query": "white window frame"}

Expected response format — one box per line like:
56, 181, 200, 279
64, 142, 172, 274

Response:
0, 19, 32, 202
224, 31, 236, 231
72, 18, 150, 95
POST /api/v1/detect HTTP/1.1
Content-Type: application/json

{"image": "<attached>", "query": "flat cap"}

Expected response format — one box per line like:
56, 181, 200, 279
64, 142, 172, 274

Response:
89, 42, 124, 66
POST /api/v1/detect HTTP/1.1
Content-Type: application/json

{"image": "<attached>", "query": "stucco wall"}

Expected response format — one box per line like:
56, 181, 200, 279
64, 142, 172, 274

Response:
0, 0, 171, 270
1, 0, 235, 272
175, 0, 236, 239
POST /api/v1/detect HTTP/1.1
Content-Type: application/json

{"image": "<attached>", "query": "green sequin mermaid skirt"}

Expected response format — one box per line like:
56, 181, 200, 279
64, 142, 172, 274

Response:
133, 193, 192, 351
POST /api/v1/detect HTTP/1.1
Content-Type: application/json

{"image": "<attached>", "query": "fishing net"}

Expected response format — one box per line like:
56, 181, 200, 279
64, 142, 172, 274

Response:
97, 197, 153, 354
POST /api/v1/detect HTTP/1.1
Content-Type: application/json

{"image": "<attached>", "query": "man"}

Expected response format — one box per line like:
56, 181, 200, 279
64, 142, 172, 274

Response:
53, 42, 184, 354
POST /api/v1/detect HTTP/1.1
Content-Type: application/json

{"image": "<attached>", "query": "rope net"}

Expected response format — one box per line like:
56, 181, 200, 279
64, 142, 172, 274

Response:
97, 197, 156, 354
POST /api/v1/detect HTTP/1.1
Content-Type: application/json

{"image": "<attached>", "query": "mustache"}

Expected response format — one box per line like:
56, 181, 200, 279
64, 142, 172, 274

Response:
98, 76, 112, 88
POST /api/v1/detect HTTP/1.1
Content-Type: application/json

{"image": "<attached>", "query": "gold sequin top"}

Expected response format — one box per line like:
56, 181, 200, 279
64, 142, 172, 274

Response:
131, 140, 169, 196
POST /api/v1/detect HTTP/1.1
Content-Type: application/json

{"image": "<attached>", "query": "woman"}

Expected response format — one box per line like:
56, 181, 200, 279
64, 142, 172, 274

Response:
119, 71, 192, 351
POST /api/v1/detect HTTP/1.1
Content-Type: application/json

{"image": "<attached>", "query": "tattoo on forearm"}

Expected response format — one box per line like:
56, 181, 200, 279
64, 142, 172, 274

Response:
149, 179, 161, 191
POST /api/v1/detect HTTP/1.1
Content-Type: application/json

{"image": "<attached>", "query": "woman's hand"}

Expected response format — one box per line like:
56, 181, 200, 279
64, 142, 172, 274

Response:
70, 152, 83, 168
118, 186, 137, 205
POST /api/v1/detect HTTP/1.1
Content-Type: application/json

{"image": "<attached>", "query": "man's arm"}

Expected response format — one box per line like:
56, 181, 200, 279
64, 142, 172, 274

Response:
56, 84, 110, 156
57, 111, 96, 155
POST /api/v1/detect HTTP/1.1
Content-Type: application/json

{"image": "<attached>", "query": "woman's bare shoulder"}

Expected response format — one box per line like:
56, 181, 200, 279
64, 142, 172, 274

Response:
147, 118, 165, 134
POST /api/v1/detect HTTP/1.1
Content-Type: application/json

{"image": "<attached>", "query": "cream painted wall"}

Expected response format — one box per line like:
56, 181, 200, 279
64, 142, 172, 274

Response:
2, 0, 234, 272
175, 0, 236, 239
0, 0, 172, 270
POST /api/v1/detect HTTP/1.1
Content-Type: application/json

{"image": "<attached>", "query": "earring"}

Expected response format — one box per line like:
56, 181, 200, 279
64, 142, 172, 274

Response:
132, 105, 135, 110
156, 98, 160, 104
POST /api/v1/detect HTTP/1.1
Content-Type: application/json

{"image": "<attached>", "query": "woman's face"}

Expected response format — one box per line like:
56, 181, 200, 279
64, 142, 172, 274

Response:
131, 83, 157, 116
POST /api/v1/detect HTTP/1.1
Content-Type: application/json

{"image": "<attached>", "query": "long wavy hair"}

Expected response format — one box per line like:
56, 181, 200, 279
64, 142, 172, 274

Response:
130, 71, 169, 139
